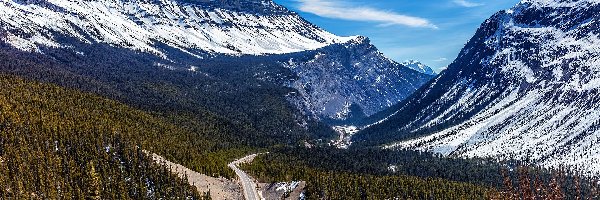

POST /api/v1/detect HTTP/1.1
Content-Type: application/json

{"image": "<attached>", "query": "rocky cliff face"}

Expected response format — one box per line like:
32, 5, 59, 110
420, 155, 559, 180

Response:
284, 36, 434, 122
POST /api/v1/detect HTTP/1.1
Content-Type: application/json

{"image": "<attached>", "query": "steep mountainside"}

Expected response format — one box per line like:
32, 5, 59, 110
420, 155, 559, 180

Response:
0, 0, 351, 57
284, 37, 434, 122
356, 0, 600, 174
0, 0, 348, 146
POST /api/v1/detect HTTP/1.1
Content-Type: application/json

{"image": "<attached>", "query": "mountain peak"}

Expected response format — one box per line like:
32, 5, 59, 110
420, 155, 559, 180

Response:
348, 36, 370, 44
402, 60, 436, 75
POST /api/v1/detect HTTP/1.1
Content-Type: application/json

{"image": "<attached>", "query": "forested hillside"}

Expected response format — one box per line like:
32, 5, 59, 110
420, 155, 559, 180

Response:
241, 147, 600, 199
0, 0, 351, 150
0, 42, 335, 146
0, 47, 279, 178
0, 73, 282, 198
241, 148, 499, 199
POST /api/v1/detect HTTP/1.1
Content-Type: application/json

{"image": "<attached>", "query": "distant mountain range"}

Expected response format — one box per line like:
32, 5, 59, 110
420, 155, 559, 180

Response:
355, 0, 600, 174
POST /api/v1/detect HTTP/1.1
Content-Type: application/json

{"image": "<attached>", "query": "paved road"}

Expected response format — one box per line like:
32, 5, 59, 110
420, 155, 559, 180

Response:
229, 154, 262, 200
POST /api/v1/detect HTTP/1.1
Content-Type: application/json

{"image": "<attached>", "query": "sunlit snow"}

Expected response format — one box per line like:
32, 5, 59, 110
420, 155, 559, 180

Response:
0, 0, 353, 58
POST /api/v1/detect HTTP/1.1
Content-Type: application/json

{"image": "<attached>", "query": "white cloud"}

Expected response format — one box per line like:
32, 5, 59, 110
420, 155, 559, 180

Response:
434, 57, 448, 62
295, 0, 437, 29
453, 0, 484, 7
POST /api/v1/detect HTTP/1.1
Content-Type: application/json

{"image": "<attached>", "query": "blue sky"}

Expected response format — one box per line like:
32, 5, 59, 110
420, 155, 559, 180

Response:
273, 0, 520, 72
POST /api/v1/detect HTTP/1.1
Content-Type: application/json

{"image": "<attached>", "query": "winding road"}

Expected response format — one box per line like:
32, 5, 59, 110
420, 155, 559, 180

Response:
228, 154, 262, 200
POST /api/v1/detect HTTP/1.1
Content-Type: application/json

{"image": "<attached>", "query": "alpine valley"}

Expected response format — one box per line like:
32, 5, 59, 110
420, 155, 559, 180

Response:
1, 0, 599, 199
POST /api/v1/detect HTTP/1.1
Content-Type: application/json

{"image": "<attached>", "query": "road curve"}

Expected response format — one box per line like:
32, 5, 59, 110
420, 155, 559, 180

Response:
229, 154, 262, 200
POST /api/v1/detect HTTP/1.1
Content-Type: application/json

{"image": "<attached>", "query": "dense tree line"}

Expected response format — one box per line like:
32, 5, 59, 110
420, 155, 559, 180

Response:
251, 147, 506, 187
242, 147, 600, 199
241, 152, 498, 199
0, 74, 219, 197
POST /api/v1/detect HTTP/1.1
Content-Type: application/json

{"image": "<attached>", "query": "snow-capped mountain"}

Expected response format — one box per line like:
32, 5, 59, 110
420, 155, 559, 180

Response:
402, 60, 436, 75
0, 0, 352, 57
0, 0, 434, 131
356, 0, 600, 174
284, 36, 434, 122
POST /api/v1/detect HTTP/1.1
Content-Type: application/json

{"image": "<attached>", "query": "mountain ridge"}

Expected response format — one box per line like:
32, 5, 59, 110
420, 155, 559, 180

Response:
0, 0, 354, 57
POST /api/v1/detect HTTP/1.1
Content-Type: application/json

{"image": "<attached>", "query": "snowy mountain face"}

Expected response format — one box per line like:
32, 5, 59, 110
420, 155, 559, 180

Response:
402, 60, 436, 75
356, 0, 600, 174
0, 0, 351, 58
0, 0, 433, 134
284, 37, 434, 122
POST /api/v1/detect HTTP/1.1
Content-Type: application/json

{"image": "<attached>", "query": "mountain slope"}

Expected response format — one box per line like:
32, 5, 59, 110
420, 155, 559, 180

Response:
0, 0, 351, 57
0, 0, 433, 129
0, 0, 341, 147
284, 36, 434, 122
356, 0, 600, 174
0, 74, 209, 198
0, 0, 436, 151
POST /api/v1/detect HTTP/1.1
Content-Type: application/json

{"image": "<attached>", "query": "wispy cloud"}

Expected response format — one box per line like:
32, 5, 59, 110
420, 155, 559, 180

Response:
433, 57, 448, 62
453, 0, 484, 7
295, 0, 437, 29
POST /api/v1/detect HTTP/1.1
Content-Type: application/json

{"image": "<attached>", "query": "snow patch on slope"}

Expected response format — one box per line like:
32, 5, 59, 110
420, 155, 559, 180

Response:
382, 0, 600, 175
0, 0, 353, 57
